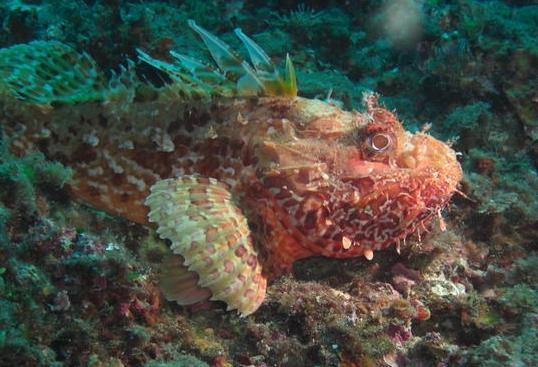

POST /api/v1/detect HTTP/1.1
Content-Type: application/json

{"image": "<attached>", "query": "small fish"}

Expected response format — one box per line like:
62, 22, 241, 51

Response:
0, 21, 462, 315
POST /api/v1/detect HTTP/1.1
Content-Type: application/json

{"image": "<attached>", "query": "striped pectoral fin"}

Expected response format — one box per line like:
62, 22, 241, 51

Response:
159, 254, 212, 305
145, 176, 267, 316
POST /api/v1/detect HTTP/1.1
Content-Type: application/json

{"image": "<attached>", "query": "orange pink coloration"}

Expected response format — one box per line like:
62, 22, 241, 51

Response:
1, 22, 462, 315
238, 94, 462, 276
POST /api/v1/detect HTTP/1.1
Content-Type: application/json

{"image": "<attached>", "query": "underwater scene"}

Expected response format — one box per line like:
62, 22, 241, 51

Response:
0, 0, 537, 366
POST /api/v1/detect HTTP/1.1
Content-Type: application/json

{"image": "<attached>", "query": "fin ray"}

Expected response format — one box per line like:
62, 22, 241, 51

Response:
234, 28, 273, 73
160, 254, 212, 305
188, 19, 244, 76
138, 20, 299, 98
0, 41, 107, 104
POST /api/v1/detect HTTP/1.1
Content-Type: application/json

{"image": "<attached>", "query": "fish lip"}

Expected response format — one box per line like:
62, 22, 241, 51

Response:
337, 157, 461, 248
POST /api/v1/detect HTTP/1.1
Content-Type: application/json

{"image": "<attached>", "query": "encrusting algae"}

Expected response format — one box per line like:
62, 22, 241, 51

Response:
0, 20, 462, 316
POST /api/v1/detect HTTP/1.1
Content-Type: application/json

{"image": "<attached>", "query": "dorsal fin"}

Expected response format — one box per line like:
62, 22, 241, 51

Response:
234, 28, 274, 74
138, 20, 298, 98
0, 41, 138, 105
187, 20, 250, 78
0, 21, 298, 104
0, 41, 107, 105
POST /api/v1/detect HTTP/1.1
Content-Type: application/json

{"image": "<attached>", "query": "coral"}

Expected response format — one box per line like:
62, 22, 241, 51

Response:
274, 6, 352, 67
0, 1, 39, 44
511, 255, 538, 284
496, 256, 538, 315
500, 284, 538, 313
451, 253, 538, 366
463, 148, 538, 225
0, 192, 167, 366
460, 291, 502, 331
0, 205, 9, 243
348, 38, 394, 82
250, 276, 424, 365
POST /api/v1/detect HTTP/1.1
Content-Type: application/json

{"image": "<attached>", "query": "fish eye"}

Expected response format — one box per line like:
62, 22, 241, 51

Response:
369, 133, 392, 152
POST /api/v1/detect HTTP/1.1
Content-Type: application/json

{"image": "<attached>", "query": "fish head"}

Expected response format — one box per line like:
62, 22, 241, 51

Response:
257, 93, 462, 257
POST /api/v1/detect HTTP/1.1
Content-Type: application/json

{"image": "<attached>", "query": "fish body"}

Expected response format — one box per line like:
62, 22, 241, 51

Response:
0, 22, 462, 315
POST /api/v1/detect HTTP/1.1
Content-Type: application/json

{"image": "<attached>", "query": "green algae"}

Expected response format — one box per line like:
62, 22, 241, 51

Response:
500, 284, 538, 313
462, 317, 538, 367
445, 102, 493, 130
0, 205, 9, 243
0, 127, 72, 216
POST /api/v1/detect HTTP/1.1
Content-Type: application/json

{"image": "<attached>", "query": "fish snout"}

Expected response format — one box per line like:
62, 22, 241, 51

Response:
398, 133, 462, 186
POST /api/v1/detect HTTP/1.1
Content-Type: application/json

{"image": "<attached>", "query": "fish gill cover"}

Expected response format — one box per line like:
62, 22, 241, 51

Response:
0, 1, 537, 367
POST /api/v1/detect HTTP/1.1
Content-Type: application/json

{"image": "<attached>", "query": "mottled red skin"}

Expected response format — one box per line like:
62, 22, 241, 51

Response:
6, 94, 462, 279
236, 96, 462, 277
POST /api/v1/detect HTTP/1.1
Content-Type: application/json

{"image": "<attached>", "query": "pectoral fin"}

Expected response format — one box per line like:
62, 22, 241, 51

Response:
159, 254, 212, 305
145, 176, 267, 316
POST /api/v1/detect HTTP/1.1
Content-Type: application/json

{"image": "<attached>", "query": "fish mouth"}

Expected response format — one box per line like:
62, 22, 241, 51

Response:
341, 168, 460, 252
337, 134, 462, 251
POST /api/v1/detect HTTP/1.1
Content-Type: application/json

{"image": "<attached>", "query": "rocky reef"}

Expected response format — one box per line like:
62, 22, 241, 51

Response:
0, 1, 537, 366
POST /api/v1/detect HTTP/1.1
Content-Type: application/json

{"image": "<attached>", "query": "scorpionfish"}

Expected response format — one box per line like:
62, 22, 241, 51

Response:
0, 21, 462, 315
